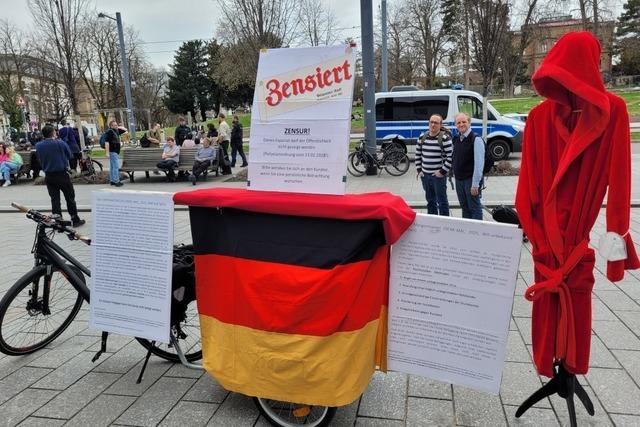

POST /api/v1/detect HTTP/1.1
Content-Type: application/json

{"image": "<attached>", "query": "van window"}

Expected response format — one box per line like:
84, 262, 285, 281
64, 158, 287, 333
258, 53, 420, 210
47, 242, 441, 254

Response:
376, 97, 413, 121
412, 96, 449, 120
457, 96, 496, 120
376, 96, 449, 121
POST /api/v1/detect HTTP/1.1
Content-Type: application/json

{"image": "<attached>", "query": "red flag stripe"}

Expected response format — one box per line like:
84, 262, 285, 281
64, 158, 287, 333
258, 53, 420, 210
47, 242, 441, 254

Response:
195, 245, 390, 336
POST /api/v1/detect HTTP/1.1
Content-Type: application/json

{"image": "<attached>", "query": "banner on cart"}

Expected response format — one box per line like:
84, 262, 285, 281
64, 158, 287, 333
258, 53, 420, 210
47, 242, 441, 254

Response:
89, 190, 174, 343
388, 214, 522, 394
248, 44, 355, 195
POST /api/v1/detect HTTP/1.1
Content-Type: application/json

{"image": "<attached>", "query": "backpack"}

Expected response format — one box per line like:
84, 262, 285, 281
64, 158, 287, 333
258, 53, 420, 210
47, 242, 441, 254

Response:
98, 129, 110, 148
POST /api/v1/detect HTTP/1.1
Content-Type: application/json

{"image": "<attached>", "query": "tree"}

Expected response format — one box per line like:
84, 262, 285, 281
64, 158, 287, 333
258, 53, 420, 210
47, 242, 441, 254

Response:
468, 0, 509, 96
468, 0, 509, 138
378, 1, 417, 88
499, 0, 541, 97
215, 0, 298, 87
164, 40, 213, 120
0, 20, 29, 128
297, 0, 340, 46
406, 0, 452, 88
614, 0, 640, 75
28, 0, 90, 118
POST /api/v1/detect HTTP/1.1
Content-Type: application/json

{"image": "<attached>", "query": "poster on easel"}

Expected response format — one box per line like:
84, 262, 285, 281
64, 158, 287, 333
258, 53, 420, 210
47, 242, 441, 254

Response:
388, 214, 522, 394
248, 44, 355, 195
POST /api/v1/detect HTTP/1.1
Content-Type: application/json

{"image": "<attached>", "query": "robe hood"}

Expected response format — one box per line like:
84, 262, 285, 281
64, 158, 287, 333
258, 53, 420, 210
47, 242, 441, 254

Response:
532, 31, 608, 114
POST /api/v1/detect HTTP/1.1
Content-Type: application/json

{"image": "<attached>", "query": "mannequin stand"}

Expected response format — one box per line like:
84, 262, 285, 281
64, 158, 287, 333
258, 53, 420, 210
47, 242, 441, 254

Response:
515, 362, 594, 427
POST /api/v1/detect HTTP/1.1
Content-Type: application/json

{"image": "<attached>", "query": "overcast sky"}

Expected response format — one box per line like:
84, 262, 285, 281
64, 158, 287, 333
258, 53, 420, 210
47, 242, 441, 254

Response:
2, 0, 372, 69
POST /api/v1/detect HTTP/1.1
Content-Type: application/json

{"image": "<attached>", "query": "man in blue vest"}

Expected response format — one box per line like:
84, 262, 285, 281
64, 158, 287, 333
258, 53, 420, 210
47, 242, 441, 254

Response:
35, 125, 85, 227
452, 113, 484, 220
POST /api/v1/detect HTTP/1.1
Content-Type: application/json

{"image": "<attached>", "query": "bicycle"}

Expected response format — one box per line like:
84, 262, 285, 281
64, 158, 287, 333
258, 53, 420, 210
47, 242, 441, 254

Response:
0, 203, 200, 362
0, 203, 335, 427
78, 146, 104, 182
347, 140, 410, 177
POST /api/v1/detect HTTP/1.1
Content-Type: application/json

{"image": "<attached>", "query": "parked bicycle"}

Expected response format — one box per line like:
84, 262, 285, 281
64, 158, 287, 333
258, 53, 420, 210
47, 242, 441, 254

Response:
0, 203, 200, 361
0, 203, 335, 427
78, 146, 104, 182
347, 140, 410, 177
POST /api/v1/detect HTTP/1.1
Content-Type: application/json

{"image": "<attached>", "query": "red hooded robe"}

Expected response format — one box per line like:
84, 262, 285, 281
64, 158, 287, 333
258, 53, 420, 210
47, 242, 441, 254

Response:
515, 32, 640, 377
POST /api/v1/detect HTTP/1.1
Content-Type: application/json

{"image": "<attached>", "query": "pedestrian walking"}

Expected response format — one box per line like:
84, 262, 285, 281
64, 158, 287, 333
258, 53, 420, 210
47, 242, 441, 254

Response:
230, 114, 248, 167
35, 125, 85, 227
58, 120, 80, 171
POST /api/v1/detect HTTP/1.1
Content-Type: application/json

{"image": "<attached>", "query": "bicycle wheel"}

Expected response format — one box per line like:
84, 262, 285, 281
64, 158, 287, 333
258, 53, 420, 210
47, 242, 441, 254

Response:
254, 397, 336, 427
347, 151, 367, 177
0, 265, 84, 355
135, 299, 201, 362
91, 159, 103, 171
384, 151, 410, 176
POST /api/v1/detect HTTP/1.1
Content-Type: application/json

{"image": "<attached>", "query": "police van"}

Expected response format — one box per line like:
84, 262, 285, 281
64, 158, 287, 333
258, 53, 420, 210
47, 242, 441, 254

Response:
375, 89, 524, 160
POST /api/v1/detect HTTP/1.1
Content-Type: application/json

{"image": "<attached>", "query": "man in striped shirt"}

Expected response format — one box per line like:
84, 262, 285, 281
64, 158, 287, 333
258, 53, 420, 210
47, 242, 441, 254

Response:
416, 114, 453, 216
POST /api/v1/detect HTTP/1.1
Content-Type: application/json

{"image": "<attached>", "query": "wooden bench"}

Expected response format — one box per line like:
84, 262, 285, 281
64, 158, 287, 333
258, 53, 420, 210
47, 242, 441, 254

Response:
120, 146, 221, 183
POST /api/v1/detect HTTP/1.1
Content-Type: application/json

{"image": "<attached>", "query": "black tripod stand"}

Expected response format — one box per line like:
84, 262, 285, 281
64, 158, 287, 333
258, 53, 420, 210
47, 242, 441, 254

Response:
515, 362, 594, 427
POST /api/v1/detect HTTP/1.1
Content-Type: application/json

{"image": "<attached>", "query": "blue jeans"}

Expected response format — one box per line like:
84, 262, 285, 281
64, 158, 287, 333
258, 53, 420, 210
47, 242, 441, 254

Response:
455, 177, 483, 220
0, 162, 19, 181
109, 152, 120, 183
421, 173, 449, 216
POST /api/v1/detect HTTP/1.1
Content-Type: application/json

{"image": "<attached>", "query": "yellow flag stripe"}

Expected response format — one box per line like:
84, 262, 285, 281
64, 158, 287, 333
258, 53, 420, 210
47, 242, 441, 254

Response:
199, 312, 387, 407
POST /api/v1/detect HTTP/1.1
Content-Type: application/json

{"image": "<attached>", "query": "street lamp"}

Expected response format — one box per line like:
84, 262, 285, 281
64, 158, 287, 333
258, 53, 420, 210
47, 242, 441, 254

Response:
98, 11, 137, 141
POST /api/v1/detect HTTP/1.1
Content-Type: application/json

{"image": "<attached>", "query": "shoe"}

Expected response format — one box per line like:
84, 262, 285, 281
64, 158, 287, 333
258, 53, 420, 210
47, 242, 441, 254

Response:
230, 163, 236, 167
72, 218, 86, 227
2, 181, 10, 187
240, 163, 248, 167
110, 181, 123, 187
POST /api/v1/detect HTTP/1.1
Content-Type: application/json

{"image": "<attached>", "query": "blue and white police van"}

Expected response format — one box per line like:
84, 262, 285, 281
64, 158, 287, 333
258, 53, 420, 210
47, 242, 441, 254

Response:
375, 89, 524, 160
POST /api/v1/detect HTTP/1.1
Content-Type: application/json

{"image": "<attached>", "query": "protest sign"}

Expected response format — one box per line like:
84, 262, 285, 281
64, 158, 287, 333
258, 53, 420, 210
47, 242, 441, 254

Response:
388, 214, 522, 394
248, 45, 355, 195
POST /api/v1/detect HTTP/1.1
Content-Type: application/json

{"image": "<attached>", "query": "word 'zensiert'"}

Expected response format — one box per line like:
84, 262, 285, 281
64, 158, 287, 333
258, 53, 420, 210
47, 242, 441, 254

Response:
265, 60, 353, 107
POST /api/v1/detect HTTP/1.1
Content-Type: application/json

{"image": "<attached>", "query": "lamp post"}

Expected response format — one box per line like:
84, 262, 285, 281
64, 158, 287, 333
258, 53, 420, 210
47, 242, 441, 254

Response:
98, 11, 136, 141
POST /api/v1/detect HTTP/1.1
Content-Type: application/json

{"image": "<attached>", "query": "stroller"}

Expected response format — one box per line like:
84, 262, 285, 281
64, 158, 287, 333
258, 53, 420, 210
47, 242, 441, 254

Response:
490, 205, 528, 243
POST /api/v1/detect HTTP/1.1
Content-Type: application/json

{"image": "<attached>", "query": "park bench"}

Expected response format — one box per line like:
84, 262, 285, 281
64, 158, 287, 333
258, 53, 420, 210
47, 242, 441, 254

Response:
120, 146, 221, 183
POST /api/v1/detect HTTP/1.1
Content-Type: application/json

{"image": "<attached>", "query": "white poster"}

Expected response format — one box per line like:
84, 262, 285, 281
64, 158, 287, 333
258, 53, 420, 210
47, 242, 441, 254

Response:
248, 45, 355, 195
388, 214, 522, 394
89, 190, 174, 343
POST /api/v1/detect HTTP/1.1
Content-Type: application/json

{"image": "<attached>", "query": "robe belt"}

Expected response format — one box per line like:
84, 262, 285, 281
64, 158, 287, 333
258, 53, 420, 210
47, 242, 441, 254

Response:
524, 240, 589, 368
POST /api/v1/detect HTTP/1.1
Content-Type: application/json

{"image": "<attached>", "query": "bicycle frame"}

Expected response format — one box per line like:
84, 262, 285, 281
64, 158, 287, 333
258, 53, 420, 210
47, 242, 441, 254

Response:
31, 223, 91, 305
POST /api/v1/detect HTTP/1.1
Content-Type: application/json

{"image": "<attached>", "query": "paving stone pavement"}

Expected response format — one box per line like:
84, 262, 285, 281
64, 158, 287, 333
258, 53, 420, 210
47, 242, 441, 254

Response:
0, 160, 639, 426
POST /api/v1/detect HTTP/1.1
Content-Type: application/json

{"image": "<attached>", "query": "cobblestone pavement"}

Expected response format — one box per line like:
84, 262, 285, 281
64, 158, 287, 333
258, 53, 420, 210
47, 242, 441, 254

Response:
0, 156, 639, 426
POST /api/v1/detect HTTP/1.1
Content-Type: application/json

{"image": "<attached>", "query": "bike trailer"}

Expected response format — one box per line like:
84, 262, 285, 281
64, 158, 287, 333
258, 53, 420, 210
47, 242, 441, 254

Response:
173, 188, 415, 407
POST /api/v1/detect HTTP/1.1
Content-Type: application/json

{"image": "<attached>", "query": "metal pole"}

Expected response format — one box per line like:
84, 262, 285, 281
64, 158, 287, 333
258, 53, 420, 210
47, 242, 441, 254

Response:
381, 0, 388, 92
360, 0, 378, 175
116, 12, 136, 141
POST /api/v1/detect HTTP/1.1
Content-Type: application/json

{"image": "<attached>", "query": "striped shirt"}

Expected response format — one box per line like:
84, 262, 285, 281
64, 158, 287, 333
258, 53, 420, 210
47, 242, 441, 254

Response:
415, 131, 453, 175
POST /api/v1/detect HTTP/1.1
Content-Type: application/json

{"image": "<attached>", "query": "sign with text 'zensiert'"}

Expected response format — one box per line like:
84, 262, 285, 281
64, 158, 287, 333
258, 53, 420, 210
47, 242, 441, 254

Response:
248, 45, 355, 195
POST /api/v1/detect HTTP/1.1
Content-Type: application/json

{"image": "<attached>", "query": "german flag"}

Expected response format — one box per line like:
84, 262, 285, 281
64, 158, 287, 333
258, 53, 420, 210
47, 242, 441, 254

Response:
173, 189, 415, 407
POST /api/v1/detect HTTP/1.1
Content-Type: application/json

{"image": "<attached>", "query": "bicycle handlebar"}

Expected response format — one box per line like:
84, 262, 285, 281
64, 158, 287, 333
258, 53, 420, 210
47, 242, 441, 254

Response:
11, 202, 91, 244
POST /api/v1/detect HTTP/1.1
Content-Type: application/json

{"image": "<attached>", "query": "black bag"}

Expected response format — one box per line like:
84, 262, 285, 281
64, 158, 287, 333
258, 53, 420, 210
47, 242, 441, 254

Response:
491, 205, 528, 242
140, 133, 151, 148
171, 244, 196, 327
491, 205, 520, 226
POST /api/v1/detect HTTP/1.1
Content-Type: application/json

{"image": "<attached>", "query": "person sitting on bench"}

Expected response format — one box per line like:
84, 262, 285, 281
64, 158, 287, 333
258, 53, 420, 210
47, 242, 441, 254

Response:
157, 136, 180, 182
190, 137, 216, 185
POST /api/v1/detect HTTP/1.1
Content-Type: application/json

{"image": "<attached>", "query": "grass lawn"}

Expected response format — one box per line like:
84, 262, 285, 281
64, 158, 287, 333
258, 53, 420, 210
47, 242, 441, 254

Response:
490, 89, 640, 116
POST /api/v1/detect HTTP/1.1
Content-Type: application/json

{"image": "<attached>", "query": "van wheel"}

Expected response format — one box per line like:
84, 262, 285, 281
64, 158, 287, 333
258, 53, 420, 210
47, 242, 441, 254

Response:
488, 139, 510, 161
